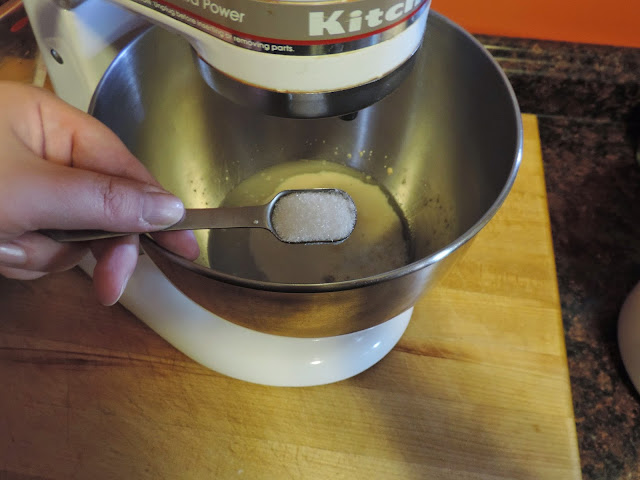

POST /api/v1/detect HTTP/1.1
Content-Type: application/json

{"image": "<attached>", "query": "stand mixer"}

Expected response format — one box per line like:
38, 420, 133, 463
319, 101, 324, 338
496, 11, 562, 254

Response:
21, 0, 521, 386
22, 0, 430, 386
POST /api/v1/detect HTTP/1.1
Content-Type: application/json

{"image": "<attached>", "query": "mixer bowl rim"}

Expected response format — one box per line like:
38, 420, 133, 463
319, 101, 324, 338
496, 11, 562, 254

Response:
92, 12, 523, 294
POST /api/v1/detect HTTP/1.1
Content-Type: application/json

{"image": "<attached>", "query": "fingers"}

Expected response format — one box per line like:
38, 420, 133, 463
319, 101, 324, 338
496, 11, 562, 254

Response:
0, 235, 143, 307
1, 82, 158, 185
0, 158, 185, 235
0, 232, 144, 307
89, 231, 200, 306
0, 233, 88, 272
91, 236, 140, 306
0, 242, 27, 267
0, 233, 85, 283
0, 84, 200, 257
0, 266, 46, 281
152, 230, 200, 261
0, 83, 200, 305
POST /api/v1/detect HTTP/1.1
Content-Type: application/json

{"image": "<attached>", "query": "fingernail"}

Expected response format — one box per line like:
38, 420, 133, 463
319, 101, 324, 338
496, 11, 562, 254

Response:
142, 193, 185, 227
108, 271, 131, 307
0, 242, 27, 267
115, 245, 138, 305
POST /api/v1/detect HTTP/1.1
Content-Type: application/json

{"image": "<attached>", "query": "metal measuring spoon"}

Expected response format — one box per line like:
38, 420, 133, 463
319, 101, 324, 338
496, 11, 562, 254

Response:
40, 189, 357, 245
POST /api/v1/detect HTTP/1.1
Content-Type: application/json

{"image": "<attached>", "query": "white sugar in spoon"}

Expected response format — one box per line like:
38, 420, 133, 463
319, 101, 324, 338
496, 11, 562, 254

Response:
41, 189, 357, 245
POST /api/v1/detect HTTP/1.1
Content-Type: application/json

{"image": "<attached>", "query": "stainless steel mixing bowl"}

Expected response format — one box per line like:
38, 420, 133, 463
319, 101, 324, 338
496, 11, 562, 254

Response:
90, 12, 522, 338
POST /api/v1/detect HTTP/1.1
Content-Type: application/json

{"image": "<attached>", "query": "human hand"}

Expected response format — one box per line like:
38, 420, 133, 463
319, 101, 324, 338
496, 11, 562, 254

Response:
0, 81, 199, 305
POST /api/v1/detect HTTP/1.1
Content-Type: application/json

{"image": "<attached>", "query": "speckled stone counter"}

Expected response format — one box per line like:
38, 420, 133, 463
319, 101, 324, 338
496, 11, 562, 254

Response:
0, 4, 31, 58
478, 34, 640, 480
2, 3, 640, 478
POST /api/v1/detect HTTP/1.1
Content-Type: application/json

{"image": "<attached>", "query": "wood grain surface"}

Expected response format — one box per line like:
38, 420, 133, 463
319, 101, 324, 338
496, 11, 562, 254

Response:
0, 56, 35, 83
0, 114, 581, 479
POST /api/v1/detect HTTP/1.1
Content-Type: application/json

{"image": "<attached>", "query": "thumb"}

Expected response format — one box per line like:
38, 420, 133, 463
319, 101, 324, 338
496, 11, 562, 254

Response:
1, 158, 185, 236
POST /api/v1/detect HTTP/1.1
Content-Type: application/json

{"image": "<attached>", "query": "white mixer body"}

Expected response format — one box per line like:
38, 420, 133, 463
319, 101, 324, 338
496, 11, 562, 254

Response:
20, 0, 422, 385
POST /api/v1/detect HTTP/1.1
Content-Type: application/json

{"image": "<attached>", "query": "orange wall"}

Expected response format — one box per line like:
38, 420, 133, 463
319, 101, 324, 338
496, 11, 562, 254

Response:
431, 0, 640, 48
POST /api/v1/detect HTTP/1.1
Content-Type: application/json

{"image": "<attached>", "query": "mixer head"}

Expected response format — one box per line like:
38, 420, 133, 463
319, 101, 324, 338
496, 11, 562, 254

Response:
188, 0, 431, 118
111, 0, 431, 118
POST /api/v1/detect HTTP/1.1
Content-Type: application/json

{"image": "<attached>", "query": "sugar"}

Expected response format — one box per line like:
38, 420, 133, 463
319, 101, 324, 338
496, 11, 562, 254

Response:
271, 190, 357, 243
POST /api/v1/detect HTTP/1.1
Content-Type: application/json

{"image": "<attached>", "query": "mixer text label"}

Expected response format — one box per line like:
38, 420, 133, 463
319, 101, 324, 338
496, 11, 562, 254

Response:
309, 0, 422, 36
130, 0, 429, 55
179, 0, 245, 22
202, 0, 246, 22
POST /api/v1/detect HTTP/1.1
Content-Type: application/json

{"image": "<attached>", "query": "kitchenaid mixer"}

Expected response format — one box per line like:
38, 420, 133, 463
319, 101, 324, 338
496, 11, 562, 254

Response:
22, 0, 522, 386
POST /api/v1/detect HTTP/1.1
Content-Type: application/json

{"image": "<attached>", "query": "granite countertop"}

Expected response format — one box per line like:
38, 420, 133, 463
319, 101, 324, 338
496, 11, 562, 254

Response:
2, 4, 640, 479
476, 34, 640, 480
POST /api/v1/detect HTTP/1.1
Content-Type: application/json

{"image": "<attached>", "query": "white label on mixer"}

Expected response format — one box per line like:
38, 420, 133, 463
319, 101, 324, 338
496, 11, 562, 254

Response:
308, 0, 423, 36
123, 0, 430, 55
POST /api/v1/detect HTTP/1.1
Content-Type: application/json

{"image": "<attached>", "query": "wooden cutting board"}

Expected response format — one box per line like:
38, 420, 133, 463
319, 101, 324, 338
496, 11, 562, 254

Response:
0, 114, 581, 479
